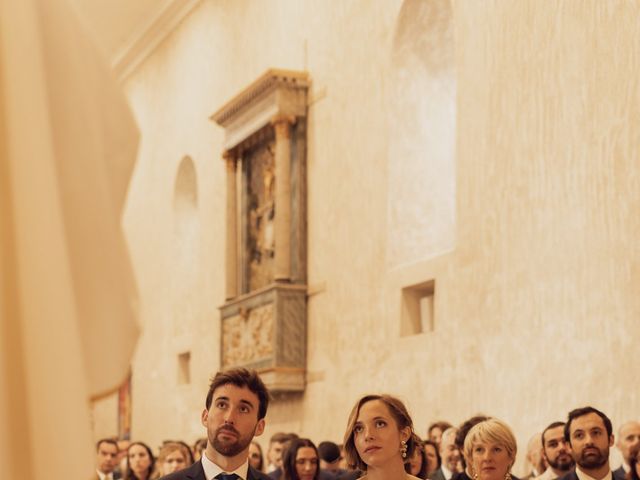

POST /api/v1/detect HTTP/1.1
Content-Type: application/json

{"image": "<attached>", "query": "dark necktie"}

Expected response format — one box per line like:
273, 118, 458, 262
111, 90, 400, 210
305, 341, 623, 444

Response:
215, 474, 240, 480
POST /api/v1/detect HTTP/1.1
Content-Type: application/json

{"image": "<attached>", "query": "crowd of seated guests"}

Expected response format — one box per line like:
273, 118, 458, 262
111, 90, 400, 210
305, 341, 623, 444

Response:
94, 404, 639, 480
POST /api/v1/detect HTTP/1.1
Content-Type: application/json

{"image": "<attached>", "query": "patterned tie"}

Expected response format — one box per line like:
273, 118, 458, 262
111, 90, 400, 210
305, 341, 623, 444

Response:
215, 474, 240, 480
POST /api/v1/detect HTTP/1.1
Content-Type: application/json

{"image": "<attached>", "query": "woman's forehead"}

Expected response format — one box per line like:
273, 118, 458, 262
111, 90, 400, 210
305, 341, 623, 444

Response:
296, 446, 318, 458
358, 399, 392, 419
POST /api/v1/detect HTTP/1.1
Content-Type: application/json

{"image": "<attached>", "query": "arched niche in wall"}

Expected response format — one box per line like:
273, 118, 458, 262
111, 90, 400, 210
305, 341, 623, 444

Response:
387, 0, 456, 267
172, 155, 200, 333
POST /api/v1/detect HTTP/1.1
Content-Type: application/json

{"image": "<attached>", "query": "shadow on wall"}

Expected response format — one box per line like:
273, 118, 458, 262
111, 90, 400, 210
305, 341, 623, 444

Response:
387, 0, 457, 268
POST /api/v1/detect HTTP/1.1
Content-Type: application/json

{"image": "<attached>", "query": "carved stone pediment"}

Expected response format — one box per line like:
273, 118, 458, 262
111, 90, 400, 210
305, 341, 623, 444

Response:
211, 69, 309, 153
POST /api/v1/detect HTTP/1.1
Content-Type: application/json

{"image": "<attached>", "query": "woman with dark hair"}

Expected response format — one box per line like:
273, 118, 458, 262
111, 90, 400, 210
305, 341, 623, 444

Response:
282, 438, 320, 480
125, 442, 155, 480
405, 438, 428, 479
343, 394, 421, 480
250, 441, 265, 472
423, 440, 441, 477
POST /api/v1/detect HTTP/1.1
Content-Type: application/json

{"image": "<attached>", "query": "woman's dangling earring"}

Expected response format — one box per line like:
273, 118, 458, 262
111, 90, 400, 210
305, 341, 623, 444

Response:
400, 440, 408, 458
505, 472, 512, 480
472, 468, 478, 480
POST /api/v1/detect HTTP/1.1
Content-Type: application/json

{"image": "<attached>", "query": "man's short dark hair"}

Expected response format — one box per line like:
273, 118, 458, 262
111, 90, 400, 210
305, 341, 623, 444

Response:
205, 368, 270, 419
564, 406, 612, 444
318, 441, 342, 463
96, 438, 119, 452
541, 421, 566, 447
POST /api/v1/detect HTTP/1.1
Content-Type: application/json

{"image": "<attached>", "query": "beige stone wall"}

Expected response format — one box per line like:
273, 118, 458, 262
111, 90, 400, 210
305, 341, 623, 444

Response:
92, 0, 640, 473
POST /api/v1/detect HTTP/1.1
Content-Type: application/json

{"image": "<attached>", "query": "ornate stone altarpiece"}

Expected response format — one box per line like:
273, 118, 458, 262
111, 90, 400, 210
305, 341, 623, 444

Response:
211, 69, 309, 392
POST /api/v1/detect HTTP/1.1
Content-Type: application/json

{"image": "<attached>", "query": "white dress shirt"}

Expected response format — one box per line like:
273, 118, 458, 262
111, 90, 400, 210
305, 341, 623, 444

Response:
575, 466, 613, 480
97, 470, 114, 480
201, 452, 250, 480
442, 465, 454, 480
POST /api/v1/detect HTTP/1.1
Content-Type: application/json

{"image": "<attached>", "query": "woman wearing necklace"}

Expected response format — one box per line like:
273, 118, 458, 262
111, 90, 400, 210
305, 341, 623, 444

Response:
343, 394, 422, 480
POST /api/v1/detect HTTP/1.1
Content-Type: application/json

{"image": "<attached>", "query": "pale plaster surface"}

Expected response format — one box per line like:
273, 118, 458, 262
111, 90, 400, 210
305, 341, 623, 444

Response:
93, 0, 640, 474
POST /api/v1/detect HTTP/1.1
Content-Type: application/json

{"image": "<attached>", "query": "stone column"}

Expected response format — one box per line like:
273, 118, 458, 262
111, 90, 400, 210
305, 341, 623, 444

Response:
272, 115, 295, 282
224, 150, 238, 299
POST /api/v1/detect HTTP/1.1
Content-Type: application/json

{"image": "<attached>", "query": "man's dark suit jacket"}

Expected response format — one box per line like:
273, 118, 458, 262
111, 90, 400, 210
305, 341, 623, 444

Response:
93, 473, 122, 480
558, 468, 625, 480
453, 470, 472, 480
613, 467, 626, 480
430, 467, 447, 480
268, 467, 336, 480
160, 461, 271, 480
267, 467, 281, 480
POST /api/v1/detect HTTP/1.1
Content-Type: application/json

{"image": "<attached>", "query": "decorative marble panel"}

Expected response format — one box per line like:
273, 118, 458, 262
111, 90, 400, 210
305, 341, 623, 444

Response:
221, 303, 274, 367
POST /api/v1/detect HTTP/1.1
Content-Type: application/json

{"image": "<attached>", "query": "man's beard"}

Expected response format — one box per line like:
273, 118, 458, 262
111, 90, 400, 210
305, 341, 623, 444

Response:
548, 452, 575, 472
210, 424, 255, 457
577, 447, 608, 470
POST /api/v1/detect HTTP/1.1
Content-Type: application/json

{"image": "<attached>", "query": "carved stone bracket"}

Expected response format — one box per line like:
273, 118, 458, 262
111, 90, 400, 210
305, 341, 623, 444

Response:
220, 284, 307, 392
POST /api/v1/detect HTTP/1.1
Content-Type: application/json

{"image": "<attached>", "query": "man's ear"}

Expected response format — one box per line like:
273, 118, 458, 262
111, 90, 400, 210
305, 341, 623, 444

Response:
201, 408, 209, 428
254, 418, 266, 437
609, 434, 615, 448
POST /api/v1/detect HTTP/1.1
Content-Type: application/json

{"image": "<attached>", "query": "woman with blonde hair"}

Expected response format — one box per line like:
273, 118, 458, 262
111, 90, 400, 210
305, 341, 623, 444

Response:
153, 442, 192, 477
343, 394, 422, 480
463, 419, 517, 480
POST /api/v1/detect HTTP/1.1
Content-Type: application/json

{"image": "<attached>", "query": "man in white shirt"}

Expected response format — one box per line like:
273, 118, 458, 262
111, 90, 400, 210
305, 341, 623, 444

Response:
430, 428, 460, 480
614, 421, 640, 478
535, 422, 574, 480
160, 368, 272, 480
95, 439, 121, 480
559, 407, 624, 480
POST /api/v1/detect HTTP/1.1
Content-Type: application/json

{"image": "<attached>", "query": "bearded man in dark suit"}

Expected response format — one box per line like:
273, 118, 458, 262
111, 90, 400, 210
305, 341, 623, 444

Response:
161, 368, 272, 480
558, 407, 625, 480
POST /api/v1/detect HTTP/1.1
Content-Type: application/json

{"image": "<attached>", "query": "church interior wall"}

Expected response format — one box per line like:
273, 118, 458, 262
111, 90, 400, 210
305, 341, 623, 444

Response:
92, 0, 640, 474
